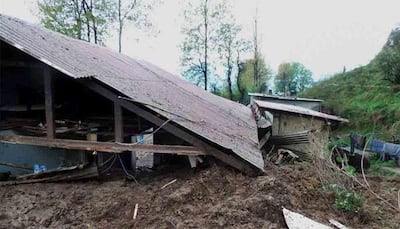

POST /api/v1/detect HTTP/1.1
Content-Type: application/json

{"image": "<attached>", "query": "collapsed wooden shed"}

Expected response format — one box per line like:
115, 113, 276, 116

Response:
0, 14, 264, 176
252, 100, 349, 159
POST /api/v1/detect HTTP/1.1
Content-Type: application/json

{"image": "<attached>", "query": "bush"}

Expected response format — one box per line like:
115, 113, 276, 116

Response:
325, 184, 364, 212
376, 48, 400, 84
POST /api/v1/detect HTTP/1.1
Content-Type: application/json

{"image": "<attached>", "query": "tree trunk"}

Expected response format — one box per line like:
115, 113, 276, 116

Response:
236, 51, 245, 103
74, 0, 82, 40
253, 9, 259, 88
82, 0, 91, 42
118, 0, 122, 53
203, 0, 208, 91
227, 52, 233, 100
90, 0, 98, 44
227, 68, 233, 100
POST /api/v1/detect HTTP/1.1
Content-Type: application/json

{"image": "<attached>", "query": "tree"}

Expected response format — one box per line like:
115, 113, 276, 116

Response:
38, 0, 83, 40
252, 8, 264, 89
235, 40, 252, 102
38, 0, 115, 45
180, 0, 227, 90
236, 57, 272, 104
116, 0, 157, 53
274, 62, 314, 95
216, 21, 248, 100
376, 28, 400, 85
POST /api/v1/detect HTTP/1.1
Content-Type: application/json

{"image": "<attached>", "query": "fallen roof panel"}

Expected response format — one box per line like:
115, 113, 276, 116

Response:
249, 93, 324, 102
254, 100, 349, 123
0, 14, 264, 172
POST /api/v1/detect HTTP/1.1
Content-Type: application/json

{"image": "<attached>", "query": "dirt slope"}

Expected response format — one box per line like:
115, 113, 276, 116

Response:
0, 164, 399, 229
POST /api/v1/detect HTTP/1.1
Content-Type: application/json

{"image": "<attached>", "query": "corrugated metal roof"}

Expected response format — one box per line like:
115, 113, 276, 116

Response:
248, 93, 323, 102
0, 14, 263, 171
254, 100, 349, 123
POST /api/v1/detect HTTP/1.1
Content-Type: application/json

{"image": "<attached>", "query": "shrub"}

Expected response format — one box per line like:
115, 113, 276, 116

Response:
376, 49, 400, 84
325, 184, 364, 212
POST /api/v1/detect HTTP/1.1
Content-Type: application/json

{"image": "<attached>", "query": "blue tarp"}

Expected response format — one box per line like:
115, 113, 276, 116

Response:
370, 139, 385, 153
384, 142, 400, 158
370, 139, 400, 160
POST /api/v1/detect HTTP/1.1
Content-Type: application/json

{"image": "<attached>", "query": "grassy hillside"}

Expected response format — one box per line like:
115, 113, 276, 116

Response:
301, 33, 400, 140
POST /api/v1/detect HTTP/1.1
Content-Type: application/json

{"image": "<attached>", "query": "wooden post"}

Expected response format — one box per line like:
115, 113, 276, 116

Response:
0, 72, 2, 120
114, 103, 123, 142
44, 66, 55, 138
131, 135, 137, 170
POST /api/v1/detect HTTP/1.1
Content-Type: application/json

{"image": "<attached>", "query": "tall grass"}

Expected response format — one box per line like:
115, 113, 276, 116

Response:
302, 63, 400, 140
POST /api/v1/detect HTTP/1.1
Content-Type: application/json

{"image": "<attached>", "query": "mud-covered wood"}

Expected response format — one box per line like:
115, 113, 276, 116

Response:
0, 135, 206, 156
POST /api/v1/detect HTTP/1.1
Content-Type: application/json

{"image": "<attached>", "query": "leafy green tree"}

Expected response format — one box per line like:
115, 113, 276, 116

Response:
235, 40, 252, 102
38, 0, 83, 40
180, 0, 228, 90
236, 57, 273, 104
274, 62, 313, 95
38, 0, 115, 45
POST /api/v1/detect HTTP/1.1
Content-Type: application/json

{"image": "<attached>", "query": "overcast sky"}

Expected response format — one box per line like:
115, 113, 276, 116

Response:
1, 0, 399, 80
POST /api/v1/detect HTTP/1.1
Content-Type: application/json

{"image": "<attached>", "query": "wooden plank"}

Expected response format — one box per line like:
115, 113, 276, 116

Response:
114, 103, 123, 142
44, 66, 55, 138
0, 104, 45, 111
80, 79, 258, 174
131, 135, 137, 170
0, 135, 206, 156
0, 61, 44, 69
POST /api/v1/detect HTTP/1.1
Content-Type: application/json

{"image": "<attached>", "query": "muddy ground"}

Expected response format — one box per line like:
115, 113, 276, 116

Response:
0, 163, 399, 229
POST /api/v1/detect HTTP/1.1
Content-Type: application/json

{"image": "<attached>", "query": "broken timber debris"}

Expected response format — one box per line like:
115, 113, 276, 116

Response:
161, 179, 177, 190
0, 135, 206, 156
0, 163, 98, 187
133, 203, 139, 220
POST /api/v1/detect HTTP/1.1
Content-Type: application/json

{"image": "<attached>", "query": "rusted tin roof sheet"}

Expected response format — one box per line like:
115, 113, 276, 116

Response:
249, 93, 323, 102
0, 15, 263, 172
254, 100, 349, 123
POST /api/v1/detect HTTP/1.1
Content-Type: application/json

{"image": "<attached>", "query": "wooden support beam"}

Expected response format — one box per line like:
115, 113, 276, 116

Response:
259, 131, 271, 150
0, 135, 206, 156
80, 79, 258, 174
0, 61, 44, 69
114, 103, 123, 142
0, 72, 2, 120
44, 67, 55, 138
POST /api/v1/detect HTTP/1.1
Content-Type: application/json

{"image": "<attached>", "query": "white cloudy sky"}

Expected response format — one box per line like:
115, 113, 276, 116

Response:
1, 0, 399, 80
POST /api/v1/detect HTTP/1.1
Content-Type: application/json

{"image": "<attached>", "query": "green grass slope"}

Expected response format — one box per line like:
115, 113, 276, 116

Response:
302, 58, 400, 140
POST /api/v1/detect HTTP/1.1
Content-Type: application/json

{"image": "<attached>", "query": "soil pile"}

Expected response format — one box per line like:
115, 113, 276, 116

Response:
0, 164, 399, 228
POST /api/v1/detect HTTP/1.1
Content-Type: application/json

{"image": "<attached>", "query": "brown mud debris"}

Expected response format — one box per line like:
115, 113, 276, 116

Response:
0, 164, 399, 229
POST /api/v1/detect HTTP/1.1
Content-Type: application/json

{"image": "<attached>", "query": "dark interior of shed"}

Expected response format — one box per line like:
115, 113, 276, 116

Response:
0, 40, 195, 175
